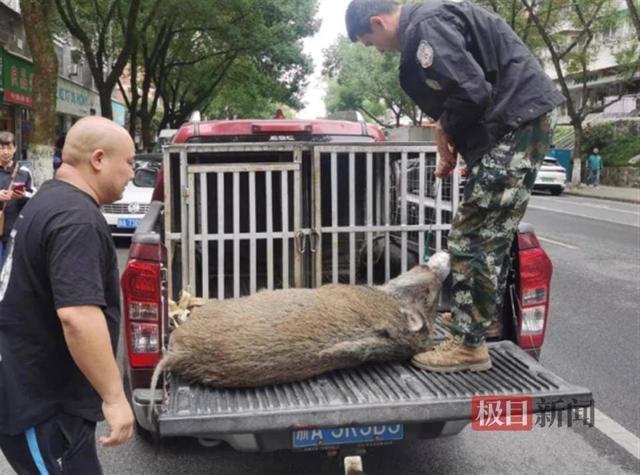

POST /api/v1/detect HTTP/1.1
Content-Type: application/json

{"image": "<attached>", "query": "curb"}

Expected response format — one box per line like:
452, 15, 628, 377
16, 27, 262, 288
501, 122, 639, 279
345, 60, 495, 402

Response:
563, 189, 640, 205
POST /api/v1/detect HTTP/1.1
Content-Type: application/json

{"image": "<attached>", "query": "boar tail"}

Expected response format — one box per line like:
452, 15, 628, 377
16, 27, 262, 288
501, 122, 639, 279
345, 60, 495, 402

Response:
148, 353, 171, 421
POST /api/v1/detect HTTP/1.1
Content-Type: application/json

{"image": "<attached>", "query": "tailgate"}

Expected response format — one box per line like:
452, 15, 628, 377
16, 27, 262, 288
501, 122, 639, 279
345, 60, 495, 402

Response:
157, 341, 591, 437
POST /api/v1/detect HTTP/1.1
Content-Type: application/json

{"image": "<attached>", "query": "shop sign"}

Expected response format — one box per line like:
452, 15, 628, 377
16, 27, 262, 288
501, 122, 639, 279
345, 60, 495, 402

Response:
57, 78, 99, 117
2, 51, 33, 107
112, 101, 127, 126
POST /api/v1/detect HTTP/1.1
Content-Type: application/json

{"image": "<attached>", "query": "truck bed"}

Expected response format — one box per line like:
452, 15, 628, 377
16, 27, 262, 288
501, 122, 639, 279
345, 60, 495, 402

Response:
157, 341, 591, 438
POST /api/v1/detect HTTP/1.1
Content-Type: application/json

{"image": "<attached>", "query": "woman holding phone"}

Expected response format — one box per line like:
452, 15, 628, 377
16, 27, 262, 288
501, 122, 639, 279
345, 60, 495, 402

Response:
0, 131, 34, 266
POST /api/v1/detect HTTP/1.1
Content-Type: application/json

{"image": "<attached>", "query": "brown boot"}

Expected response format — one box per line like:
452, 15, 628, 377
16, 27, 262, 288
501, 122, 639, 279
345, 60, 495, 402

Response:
411, 338, 492, 372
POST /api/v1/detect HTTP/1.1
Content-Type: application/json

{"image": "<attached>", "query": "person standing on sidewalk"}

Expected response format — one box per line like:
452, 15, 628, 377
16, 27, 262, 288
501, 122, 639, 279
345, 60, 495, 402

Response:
588, 147, 603, 187
0, 117, 135, 473
346, 0, 565, 372
0, 131, 34, 266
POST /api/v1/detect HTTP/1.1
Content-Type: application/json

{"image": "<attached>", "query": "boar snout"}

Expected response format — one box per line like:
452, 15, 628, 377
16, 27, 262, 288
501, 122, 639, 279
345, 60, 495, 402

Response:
426, 251, 450, 282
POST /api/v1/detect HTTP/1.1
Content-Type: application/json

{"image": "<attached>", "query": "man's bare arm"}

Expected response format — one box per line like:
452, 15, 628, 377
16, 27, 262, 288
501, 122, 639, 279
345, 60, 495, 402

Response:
434, 121, 458, 178
57, 305, 134, 447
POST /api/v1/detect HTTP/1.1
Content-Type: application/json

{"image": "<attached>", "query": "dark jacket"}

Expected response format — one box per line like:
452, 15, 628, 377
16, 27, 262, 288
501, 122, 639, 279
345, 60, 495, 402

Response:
399, 1, 565, 166
0, 161, 34, 240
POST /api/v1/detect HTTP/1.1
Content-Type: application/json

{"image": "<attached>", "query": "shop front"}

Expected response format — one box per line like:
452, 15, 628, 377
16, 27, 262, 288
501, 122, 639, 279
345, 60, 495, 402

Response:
0, 48, 32, 157
56, 77, 100, 136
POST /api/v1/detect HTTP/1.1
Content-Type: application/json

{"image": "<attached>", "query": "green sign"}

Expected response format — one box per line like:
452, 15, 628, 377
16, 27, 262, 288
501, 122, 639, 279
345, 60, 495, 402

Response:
2, 50, 33, 107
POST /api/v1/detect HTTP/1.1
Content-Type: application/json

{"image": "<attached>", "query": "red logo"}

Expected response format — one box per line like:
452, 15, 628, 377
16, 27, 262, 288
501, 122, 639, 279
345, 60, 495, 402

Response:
471, 396, 533, 431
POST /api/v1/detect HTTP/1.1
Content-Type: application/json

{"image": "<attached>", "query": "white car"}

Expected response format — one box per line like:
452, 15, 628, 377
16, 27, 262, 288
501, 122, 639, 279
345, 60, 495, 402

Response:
534, 156, 567, 196
101, 154, 160, 236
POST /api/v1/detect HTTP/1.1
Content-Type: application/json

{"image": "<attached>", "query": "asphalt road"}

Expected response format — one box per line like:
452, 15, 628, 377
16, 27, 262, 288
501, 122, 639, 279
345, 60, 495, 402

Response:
1, 195, 638, 474
526, 194, 640, 437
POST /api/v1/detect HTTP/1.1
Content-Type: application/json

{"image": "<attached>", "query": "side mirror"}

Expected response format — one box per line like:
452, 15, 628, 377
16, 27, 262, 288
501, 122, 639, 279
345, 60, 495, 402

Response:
133, 167, 158, 188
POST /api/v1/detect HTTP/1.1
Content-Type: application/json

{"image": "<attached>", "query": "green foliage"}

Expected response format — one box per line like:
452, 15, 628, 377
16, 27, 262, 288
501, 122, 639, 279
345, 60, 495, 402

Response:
323, 36, 422, 126
156, 0, 318, 128
582, 123, 615, 153
55, 0, 317, 138
601, 133, 640, 167
475, 0, 548, 59
583, 122, 640, 167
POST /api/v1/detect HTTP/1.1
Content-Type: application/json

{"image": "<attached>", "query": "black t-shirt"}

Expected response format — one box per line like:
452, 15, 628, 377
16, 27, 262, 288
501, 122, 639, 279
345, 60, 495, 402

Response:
0, 179, 120, 435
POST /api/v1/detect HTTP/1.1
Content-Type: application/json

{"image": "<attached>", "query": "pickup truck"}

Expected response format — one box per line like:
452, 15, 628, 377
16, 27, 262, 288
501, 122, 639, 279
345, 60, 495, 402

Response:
121, 118, 591, 469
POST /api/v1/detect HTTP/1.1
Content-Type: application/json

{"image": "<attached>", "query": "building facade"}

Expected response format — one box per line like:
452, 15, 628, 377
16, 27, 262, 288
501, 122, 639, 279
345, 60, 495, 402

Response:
0, 0, 127, 155
0, 1, 33, 156
545, 0, 640, 124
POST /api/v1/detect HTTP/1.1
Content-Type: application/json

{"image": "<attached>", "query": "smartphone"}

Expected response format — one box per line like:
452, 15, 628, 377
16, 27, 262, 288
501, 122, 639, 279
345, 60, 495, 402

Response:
12, 183, 26, 193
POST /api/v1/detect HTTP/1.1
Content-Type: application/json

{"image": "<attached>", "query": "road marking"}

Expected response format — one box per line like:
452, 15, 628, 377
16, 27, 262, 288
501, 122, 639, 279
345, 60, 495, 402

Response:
538, 237, 578, 250
533, 196, 640, 214
594, 409, 640, 460
528, 204, 640, 228
544, 195, 638, 209
557, 200, 640, 216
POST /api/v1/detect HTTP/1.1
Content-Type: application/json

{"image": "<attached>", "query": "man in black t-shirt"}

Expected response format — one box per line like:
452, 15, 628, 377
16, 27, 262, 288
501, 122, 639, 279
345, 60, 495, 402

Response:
0, 117, 135, 474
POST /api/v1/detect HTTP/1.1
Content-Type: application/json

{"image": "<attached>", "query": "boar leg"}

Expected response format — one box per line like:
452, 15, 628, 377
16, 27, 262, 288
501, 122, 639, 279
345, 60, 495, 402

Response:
318, 337, 393, 365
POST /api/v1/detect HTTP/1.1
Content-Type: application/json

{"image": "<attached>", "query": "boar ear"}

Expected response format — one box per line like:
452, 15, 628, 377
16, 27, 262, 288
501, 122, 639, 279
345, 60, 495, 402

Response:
402, 308, 424, 332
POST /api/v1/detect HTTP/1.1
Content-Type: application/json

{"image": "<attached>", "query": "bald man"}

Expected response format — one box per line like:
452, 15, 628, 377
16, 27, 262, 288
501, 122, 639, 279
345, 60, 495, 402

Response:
0, 117, 135, 474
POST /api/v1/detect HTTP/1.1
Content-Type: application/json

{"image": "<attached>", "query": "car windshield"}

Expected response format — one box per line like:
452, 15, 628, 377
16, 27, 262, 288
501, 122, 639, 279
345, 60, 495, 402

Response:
543, 158, 560, 166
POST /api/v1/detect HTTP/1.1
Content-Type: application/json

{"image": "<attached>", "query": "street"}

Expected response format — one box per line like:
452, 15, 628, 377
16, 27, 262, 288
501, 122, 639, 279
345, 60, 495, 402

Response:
1, 194, 639, 474
526, 194, 640, 438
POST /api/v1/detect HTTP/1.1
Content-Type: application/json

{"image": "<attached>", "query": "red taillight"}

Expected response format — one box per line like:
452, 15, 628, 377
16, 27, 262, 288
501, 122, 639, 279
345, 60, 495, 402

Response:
518, 232, 540, 250
121, 259, 162, 367
518, 240, 553, 350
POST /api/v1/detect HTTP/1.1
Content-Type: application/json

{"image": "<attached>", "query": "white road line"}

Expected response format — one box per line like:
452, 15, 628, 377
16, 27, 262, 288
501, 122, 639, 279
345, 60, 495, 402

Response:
594, 408, 640, 460
528, 204, 640, 228
538, 237, 578, 250
551, 200, 640, 216
538, 197, 640, 213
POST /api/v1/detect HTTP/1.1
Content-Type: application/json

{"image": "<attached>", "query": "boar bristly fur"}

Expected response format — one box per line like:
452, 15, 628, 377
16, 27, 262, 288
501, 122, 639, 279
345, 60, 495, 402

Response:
151, 253, 449, 390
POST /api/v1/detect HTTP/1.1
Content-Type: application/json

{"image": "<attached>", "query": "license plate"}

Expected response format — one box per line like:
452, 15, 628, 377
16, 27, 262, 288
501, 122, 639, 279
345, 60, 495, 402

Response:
117, 218, 141, 229
540, 177, 555, 183
292, 424, 403, 449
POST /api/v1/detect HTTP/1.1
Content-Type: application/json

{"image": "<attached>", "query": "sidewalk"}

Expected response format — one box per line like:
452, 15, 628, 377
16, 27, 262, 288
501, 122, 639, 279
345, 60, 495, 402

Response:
563, 185, 640, 204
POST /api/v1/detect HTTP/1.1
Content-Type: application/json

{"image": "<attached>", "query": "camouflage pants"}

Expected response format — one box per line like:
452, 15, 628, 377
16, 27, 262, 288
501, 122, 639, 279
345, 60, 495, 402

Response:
448, 114, 551, 346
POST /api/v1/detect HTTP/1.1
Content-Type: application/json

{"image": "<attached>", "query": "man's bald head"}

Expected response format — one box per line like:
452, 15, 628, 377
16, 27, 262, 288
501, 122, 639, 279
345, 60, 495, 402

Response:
62, 116, 133, 167
58, 116, 136, 204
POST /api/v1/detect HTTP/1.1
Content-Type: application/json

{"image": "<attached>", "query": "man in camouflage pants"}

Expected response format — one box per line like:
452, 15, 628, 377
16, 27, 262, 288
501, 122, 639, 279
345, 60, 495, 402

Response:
442, 115, 551, 364
347, 0, 564, 371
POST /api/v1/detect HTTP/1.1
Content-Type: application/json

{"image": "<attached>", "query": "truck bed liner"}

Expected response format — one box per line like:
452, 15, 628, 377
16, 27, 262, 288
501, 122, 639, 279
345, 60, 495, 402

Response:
158, 341, 591, 436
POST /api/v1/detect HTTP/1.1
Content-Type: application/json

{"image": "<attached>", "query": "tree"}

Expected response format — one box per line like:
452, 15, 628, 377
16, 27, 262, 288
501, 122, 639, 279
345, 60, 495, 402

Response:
521, 0, 639, 185
54, 0, 161, 119
203, 59, 303, 120
477, 0, 547, 54
323, 36, 423, 127
20, 0, 58, 184
156, 0, 316, 130
626, 0, 640, 41
116, 0, 317, 148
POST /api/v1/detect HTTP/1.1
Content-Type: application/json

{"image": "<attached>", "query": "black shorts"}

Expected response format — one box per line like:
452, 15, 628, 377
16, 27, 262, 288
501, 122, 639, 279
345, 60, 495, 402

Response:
0, 413, 102, 475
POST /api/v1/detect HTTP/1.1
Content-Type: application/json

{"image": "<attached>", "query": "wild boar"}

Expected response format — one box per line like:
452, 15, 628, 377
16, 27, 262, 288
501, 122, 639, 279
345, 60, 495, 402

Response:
151, 252, 450, 390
